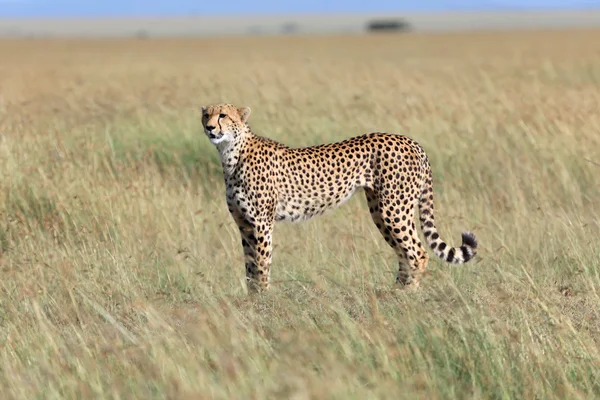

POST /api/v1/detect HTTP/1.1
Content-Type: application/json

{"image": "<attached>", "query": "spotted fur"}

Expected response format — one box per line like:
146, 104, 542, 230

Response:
201, 103, 478, 293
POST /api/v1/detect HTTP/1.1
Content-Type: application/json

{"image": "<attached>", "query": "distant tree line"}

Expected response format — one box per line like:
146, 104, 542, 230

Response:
243, 18, 413, 36
366, 19, 412, 33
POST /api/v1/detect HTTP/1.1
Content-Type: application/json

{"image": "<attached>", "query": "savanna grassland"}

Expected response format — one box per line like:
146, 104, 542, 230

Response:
0, 30, 600, 399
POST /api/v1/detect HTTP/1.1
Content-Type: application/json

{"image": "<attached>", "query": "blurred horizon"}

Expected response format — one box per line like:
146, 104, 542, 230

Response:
1, 1, 599, 38
0, 0, 596, 19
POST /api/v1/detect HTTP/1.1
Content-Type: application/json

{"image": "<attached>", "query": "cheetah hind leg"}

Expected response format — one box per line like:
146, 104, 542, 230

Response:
365, 189, 428, 289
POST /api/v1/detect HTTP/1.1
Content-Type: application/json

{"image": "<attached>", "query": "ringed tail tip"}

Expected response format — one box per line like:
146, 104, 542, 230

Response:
461, 231, 478, 255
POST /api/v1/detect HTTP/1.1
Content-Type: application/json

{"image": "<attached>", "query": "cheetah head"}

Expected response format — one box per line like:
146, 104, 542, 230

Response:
201, 103, 251, 145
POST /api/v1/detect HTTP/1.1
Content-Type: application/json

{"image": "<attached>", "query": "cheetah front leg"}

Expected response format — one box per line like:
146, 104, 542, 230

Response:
229, 206, 274, 293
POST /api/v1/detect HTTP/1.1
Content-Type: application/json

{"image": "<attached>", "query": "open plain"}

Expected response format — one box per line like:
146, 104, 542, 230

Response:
0, 30, 599, 399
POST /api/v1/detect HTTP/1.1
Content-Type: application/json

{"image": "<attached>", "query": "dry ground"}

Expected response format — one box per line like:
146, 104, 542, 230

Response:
0, 30, 599, 399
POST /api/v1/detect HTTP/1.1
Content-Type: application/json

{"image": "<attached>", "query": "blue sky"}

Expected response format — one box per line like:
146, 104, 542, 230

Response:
0, 0, 595, 18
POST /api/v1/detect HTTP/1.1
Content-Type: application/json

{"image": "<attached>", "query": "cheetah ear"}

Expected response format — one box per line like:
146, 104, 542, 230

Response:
201, 106, 207, 113
238, 107, 251, 123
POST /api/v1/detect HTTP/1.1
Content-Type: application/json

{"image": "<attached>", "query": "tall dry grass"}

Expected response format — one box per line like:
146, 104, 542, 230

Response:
0, 30, 599, 399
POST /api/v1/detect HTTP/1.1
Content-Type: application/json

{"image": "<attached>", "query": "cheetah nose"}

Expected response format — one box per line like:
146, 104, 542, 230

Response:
206, 125, 216, 132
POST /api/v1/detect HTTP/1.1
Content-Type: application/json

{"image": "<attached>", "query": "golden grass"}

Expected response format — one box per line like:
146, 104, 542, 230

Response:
0, 30, 599, 399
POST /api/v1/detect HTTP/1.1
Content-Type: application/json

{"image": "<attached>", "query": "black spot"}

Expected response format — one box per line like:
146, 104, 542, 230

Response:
446, 248, 455, 262
461, 246, 471, 262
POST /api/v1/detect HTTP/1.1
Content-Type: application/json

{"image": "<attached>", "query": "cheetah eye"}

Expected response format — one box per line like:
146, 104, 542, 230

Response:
203, 113, 209, 119
219, 113, 227, 119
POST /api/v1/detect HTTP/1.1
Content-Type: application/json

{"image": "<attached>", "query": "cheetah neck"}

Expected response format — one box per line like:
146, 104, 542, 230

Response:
216, 128, 253, 177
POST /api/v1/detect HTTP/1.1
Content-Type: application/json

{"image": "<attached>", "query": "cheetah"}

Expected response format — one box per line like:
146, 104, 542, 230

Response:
201, 103, 478, 293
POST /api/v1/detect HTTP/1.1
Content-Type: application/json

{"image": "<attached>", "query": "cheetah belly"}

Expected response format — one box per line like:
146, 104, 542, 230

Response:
274, 184, 359, 223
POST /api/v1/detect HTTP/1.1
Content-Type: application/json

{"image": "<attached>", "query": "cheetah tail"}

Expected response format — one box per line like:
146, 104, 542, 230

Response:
417, 169, 478, 265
